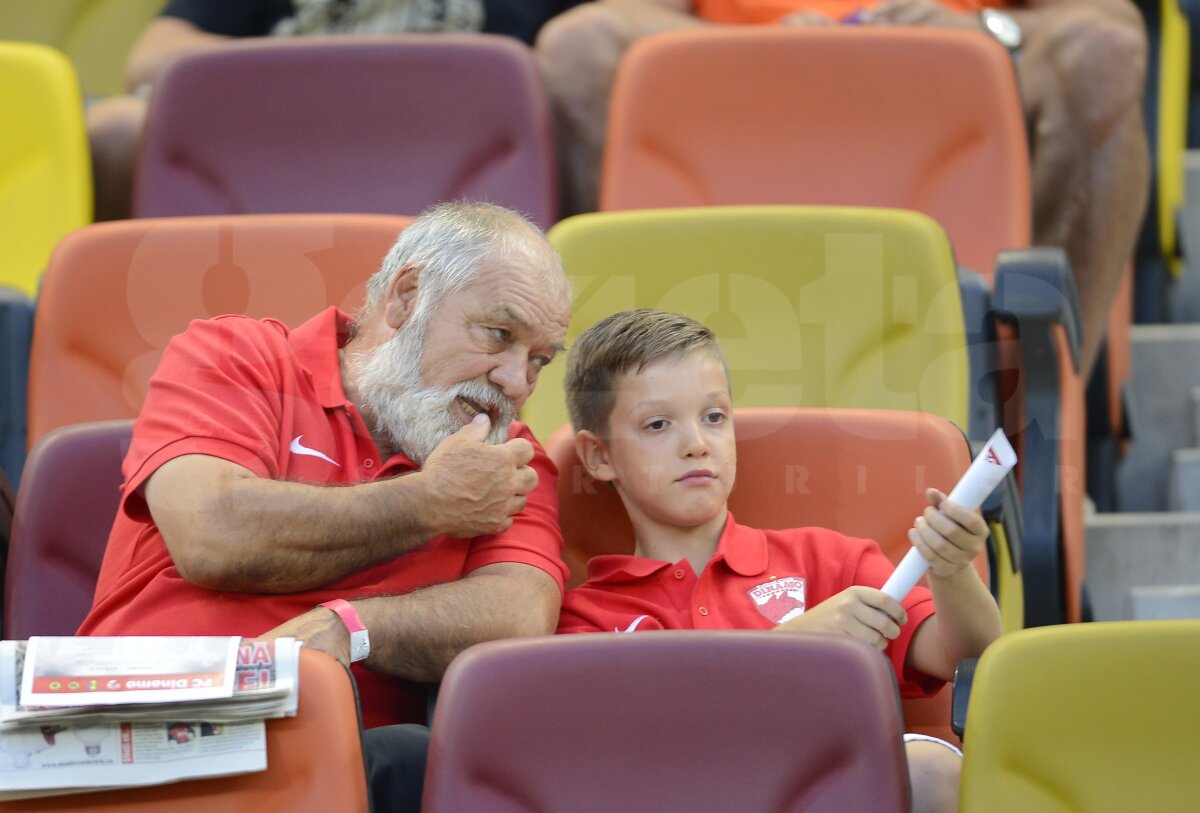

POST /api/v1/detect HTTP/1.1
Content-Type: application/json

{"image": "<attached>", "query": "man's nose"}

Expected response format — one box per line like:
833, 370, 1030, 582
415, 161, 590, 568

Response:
489, 350, 533, 403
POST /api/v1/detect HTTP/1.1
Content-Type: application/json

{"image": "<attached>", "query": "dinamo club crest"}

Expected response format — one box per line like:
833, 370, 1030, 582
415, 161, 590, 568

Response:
747, 577, 806, 624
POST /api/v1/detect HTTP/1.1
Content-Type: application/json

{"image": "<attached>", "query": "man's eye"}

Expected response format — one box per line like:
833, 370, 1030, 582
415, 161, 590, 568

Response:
531, 355, 552, 372
489, 327, 511, 343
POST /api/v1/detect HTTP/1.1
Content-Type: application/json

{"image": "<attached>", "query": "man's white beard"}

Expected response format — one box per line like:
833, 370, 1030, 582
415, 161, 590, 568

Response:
352, 317, 514, 466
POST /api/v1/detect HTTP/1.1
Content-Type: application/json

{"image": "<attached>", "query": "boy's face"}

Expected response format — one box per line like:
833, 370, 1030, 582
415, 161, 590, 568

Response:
577, 350, 736, 533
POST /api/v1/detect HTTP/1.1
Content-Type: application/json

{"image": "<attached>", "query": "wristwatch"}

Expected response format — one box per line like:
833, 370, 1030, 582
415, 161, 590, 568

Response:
980, 8, 1022, 53
319, 599, 371, 663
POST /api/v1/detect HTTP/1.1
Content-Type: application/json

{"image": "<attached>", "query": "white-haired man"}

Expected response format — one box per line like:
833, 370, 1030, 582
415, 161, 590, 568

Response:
79, 201, 573, 810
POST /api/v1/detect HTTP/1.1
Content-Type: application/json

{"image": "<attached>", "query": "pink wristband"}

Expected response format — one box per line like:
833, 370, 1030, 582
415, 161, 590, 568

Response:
319, 599, 371, 663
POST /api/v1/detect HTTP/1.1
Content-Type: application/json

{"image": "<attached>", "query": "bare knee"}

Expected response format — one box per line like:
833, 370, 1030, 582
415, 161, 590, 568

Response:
536, 4, 638, 104
1026, 8, 1147, 130
905, 739, 962, 813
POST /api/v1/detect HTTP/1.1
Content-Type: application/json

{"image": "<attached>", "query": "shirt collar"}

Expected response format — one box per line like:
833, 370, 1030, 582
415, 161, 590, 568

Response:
583, 512, 769, 583
289, 306, 355, 410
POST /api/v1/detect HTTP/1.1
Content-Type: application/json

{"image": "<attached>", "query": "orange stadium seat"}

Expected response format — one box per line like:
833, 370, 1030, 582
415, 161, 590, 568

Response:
24, 214, 411, 450
0, 649, 369, 812
132, 35, 558, 228
547, 407, 992, 746
601, 26, 1086, 627
424, 632, 910, 813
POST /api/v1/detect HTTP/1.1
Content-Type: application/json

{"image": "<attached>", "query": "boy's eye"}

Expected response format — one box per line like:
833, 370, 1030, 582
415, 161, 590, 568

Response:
704, 410, 727, 424
644, 418, 668, 431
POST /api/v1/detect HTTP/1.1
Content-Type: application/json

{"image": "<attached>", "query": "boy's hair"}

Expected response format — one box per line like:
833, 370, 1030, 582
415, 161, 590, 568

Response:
565, 308, 728, 435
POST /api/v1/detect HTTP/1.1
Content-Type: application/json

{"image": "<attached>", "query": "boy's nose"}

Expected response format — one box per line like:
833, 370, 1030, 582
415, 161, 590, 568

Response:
680, 422, 710, 457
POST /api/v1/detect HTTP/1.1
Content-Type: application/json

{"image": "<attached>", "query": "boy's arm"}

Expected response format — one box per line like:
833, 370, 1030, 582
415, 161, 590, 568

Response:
904, 491, 1002, 681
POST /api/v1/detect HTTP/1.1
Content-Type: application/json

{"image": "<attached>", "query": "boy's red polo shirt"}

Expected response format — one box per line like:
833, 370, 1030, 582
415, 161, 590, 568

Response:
558, 513, 940, 697
694, 0, 1010, 25
79, 307, 567, 727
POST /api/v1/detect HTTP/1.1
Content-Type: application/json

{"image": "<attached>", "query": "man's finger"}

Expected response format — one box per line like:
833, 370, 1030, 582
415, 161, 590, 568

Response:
451, 412, 492, 442
504, 437, 535, 466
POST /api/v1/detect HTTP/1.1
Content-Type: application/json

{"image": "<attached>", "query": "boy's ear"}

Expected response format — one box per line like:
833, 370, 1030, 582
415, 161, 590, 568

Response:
574, 430, 616, 483
383, 265, 421, 330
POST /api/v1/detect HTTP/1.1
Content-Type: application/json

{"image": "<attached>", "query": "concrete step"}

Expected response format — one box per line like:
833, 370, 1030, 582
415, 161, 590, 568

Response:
1085, 512, 1200, 620
1116, 325, 1200, 511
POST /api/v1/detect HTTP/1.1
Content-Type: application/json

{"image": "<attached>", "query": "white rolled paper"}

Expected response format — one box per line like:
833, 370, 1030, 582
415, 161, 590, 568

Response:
881, 428, 1018, 602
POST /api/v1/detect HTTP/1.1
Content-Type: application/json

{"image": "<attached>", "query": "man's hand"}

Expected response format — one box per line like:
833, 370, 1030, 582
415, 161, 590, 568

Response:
774, 586, 907, 651
865, 0, 980, 30
908, 488, 989, 579
417, 414, 538, 539
262, 607, 351, 667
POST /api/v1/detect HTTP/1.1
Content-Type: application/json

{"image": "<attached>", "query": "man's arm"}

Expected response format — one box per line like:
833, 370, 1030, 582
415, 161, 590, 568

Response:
265, 562, 562, 681
145, 414, 537, 593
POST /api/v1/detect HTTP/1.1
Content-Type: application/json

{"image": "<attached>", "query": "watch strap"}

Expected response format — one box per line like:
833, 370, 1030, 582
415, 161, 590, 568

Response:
319, 599, 371, 663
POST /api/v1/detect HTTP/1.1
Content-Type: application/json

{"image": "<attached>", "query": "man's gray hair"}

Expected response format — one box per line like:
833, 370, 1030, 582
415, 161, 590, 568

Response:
365, 201, 553, 320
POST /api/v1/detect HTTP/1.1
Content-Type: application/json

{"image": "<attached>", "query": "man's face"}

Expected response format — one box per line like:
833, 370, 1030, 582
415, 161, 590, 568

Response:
354, 250, 570, 464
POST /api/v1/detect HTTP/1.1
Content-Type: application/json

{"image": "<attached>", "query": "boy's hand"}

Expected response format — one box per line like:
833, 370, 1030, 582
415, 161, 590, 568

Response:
909, 487, 988, 579
774, 586, 907, 651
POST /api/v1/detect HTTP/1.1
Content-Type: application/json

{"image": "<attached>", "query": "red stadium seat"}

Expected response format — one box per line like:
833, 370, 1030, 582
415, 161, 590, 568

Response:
424, 632, 911, 813
133, 35, 557, 228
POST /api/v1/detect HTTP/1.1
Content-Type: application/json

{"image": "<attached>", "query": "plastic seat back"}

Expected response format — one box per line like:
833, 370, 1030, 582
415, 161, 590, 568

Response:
133, 35, 557, 228
424, 632, 910, 813
0, 648, 368, 812
549, 407, 985, 744
0, 41, 91, 298
522, 205, 968, 441
602, 26, 1028, 280
4, 420, 131, 639
959, 620, 1200, 812
27, 214, 411, 448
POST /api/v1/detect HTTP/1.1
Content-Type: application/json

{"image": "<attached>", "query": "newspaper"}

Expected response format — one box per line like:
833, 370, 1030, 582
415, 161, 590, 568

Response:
0, 637, 301, 800
1, 638, 300, 727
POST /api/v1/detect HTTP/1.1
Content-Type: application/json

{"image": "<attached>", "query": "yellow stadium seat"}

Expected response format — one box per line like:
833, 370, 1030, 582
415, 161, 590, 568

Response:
0, 41, 91, 298
960, 620, 1200, 812
0, 0, 166, 100
525, 205, 969, 437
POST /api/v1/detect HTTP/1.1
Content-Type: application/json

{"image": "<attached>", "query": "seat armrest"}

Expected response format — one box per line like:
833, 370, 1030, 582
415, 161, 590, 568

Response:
958, 266, 1000, 443
951, 657, 979, 740
0, 287, 34, 490
992, 247, 1080, 628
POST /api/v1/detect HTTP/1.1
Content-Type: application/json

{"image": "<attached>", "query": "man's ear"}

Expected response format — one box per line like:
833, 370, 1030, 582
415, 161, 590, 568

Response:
574, 429, 616, 483
383, 265, 421, 330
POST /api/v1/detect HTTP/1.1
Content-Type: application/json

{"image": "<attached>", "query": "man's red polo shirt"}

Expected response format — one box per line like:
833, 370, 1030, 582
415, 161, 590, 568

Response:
79, 307, 568, 728
557, 513, 940, 697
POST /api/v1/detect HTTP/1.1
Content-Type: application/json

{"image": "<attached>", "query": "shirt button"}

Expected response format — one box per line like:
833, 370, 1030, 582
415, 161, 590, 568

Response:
363, 459, 374, 469
673, 569, 685, 580
697, 606, 709, 616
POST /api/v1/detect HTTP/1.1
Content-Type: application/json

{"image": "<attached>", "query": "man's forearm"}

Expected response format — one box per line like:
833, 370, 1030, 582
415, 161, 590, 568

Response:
353, 563, 561, 683
148, 456, 441, 592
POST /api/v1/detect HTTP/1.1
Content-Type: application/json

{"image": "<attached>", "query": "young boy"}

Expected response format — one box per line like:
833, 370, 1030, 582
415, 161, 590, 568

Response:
557, 308, 1002, 813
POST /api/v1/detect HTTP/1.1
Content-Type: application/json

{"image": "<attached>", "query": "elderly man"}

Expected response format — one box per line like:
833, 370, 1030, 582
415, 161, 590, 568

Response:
78, 203, 572, 805
538, 0, 1147, 379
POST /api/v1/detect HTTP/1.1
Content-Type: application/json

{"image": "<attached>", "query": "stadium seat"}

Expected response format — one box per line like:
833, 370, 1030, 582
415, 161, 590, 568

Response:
0, 0, 165, 100
0, 649, 369, 812
547, 406, 1006, 746
423, 632, 910, 813
599, 26, 1086, 627
3, 420, 130, 640
132, 35, 557, 228
0, 41, 91, 298
959, 620, 1200, 812
25, 214, 411, 450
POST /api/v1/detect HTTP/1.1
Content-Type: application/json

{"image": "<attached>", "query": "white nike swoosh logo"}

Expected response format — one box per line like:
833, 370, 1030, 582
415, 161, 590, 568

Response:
289, 435, 340, 467
615, 615, 651, 633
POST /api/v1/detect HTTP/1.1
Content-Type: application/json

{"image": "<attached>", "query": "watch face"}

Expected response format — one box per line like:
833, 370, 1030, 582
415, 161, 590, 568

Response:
982, 9, 1021, 51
